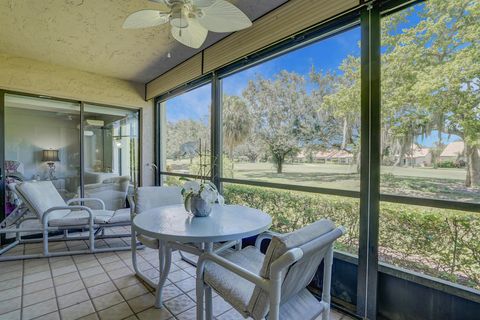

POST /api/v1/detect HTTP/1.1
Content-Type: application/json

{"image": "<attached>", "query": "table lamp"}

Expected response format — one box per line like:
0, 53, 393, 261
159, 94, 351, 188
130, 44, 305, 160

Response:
42, 149, 60, 180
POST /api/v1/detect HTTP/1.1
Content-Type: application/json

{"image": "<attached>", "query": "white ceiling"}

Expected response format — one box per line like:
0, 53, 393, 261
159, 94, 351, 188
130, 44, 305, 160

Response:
0, 0, 287, 83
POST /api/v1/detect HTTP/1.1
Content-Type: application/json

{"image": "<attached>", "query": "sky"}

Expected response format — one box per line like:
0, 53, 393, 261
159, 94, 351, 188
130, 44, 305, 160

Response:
165, 3, 460, 148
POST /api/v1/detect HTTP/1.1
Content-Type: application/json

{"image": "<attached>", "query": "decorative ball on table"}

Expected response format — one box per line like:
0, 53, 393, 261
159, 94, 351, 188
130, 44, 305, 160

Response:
181, 180, 224, 217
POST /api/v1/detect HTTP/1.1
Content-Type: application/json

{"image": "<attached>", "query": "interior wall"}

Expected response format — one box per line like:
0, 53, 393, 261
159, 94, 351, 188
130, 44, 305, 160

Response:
4, 109, 79, 182
0, 53, 156, 186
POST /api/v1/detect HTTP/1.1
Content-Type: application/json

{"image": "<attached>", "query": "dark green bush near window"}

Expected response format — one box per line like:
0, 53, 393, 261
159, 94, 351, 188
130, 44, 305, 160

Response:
223, 184, 480, 290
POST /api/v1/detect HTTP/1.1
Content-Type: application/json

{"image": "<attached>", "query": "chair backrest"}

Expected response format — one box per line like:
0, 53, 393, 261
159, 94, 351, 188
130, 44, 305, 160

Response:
248, 219, 342, 319
134, 186, 183, 214
16, 181, 69, 222
83, 176, 130, 210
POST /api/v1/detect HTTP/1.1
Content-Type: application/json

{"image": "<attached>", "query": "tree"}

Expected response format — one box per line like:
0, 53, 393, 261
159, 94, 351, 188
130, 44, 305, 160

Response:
222, 95, 252, 159
383, 0, 480, 186
243, 71, 310, 173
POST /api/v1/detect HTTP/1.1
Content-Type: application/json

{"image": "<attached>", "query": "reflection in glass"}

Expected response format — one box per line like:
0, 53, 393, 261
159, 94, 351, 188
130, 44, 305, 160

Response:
82, 104, 139, 210
4, 94, 81, 216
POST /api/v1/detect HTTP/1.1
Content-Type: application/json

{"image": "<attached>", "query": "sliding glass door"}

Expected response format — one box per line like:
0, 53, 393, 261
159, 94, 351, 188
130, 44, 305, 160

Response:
0, 93, 139, 240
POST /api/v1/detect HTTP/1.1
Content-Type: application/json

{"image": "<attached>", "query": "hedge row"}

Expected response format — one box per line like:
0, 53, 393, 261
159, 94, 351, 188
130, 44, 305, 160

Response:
223, 184, 480, 290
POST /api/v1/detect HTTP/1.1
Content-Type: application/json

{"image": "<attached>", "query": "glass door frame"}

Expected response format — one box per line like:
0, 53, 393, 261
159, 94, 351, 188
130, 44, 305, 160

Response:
0, 90, 141, 245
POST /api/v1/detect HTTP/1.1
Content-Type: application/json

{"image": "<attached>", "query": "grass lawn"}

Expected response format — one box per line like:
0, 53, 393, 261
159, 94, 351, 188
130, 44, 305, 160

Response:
166, 159, 479, 202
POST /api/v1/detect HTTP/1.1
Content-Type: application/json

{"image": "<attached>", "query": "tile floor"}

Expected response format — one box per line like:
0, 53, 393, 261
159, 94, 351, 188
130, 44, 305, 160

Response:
0, 228, 354, 320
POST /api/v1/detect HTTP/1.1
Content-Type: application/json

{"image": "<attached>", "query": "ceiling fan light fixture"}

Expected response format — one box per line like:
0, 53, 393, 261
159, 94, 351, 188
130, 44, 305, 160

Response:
170, 6, 189, 28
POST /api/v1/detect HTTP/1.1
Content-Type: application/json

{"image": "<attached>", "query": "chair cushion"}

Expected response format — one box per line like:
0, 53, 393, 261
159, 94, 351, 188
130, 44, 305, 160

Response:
248, 219, 335, 319
135, 186, 183, 214
204, 246, 264, 316
16, 181, 68, 221
48, 209, 115, 227
108, 208, 131, 224
137, 234, 159, 249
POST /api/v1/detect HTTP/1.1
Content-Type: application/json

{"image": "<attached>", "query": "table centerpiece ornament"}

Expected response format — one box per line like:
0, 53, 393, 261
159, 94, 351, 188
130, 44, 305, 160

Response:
181, 140, 224, 217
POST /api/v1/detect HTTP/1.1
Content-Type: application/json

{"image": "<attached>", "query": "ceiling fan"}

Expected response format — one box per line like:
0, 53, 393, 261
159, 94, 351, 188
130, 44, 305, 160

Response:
123, 0, 252, 49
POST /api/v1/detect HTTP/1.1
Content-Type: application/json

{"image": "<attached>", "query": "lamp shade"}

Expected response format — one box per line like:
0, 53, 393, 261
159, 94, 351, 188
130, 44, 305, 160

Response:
42, 149, 60, 162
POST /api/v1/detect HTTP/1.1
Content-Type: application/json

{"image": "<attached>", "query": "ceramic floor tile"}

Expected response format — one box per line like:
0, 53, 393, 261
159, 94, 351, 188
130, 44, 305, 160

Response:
176, 306, 198, 320
57, 289, 90, 309
87, 281, 118, 299
23, 287, 56, 307
60, 300, 96, 320
79, 266, 105, 279
23, 270, 51, 285
22, 298, 58, 320
112, 275, 142, 289
0, 309, 20, 320
127, 293, 156, 313
0, 286, 21, 302
97, 301, 133, 320
83, 273, 111, 288
0, 277, 22, 291
167, 270, 190, 283
0, 297, 21, 315
92, 291, 125, 311
216, 308, 249, 320
212, 295, 233, 316
119, 284, 149, 300
33, 311, 61, 320
163, 294, 195, 315
136, 307, 173, 320
55, 279, 85, 296
174, 277, 196, 293
23, 278, 54, 295
161, 284, 184, 302
53, 271, 81, 286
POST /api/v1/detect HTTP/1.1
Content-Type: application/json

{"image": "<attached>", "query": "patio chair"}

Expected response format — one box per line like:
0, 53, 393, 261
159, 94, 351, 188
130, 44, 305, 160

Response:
196, 219, 345, 320
129, 186, 241, 289
0, 180, 132, 261
129, 186, 184, 287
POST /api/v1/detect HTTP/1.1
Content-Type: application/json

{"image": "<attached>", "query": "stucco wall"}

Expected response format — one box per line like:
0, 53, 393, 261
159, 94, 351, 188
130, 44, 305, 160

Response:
0, 53, 155, 186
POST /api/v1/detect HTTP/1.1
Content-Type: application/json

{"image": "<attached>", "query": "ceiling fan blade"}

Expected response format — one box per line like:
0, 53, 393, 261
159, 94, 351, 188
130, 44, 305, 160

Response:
197, 0, 252, 33
123, 10, 169, 29
192, 0, 217, 7
171, 19, 208, 49
148, 0, 171, 11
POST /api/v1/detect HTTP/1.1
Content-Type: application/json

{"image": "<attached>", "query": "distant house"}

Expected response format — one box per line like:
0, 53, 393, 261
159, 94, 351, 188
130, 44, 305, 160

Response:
439, 141, 466, 162
296, 151, 306, 162
315, 149, 353, 164
403, 146, 432, 167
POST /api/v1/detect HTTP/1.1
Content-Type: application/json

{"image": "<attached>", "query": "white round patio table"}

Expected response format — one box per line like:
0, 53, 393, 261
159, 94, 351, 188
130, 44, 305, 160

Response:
132, 203, 272, 308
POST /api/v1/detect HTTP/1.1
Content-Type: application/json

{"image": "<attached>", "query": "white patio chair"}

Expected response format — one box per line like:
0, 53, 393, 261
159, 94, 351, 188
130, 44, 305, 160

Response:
196, 219, 345, 320
0, 180, 132, 261
129, 186, 241, 289
129, 186, 184, 288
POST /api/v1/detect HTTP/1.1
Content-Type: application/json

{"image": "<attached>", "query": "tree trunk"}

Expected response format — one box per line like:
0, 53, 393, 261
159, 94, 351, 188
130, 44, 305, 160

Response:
274, 153, 284, 174
465, 143, 480, 187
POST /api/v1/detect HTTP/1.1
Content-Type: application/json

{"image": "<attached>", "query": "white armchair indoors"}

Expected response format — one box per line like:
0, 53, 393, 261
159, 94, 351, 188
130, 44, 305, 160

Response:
196, 219, 345, 320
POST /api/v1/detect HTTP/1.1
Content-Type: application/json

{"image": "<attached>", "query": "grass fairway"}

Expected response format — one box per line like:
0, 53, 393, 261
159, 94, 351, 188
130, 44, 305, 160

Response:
166, 159, 478, 202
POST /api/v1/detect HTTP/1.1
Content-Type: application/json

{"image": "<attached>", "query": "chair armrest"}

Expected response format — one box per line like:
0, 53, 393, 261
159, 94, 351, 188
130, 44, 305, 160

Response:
127, 194, 135, 219
269, 248, 303, 280
255, 230, 281, 249
42, 205, 94, 226
67, 198, 106, 210
197, 252, 270, 291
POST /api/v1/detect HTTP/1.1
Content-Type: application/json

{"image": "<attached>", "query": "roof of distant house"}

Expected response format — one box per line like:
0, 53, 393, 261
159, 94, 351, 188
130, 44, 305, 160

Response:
406, 146, 430, 158
440, 141, 465, 157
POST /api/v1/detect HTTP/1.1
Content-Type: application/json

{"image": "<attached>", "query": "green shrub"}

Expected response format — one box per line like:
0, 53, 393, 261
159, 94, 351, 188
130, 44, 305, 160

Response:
223, 184, 480, 289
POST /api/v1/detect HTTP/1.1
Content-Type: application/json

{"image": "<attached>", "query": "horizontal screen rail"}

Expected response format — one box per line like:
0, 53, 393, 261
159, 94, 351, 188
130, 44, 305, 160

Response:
159, 173, 480, 213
